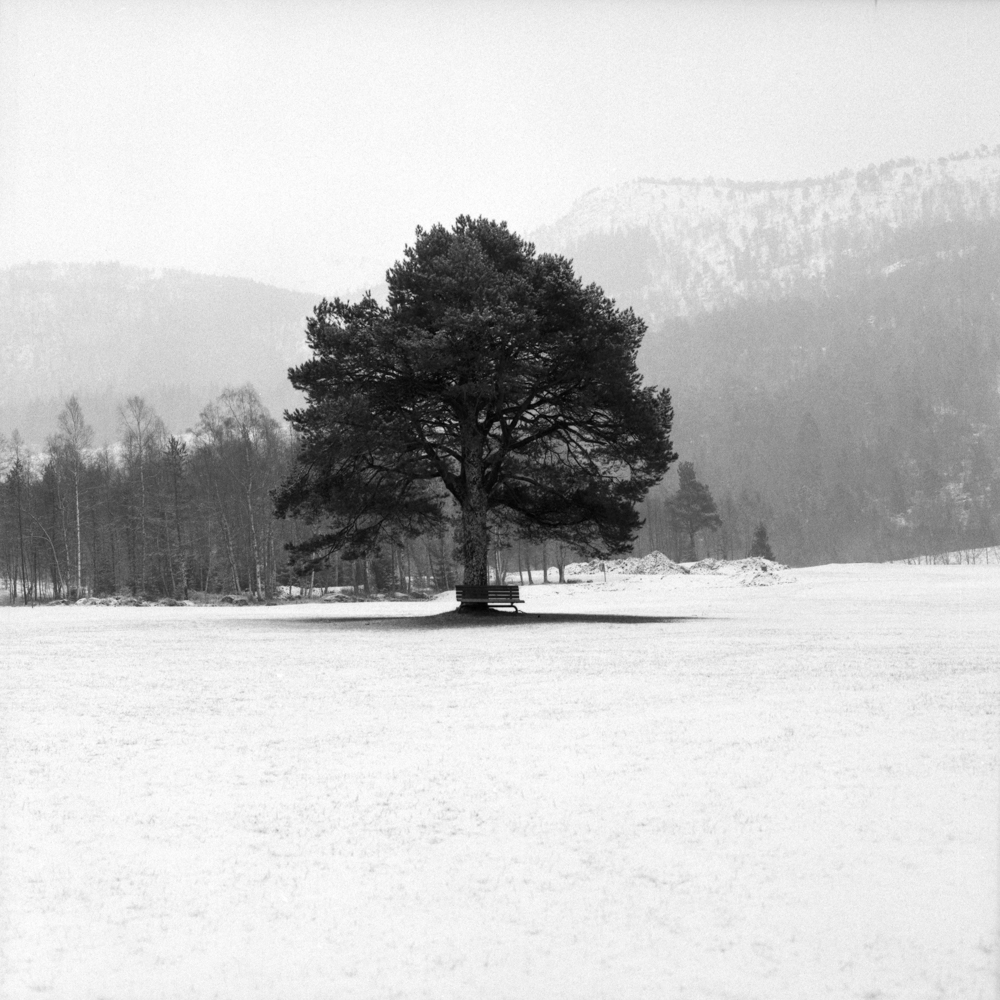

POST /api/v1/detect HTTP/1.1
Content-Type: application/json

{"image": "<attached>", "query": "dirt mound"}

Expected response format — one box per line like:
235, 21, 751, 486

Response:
628, 551, 690, 575
721, 557, 790, 586
569, 551, 689, 577
686, 558, 723, 574
687, 556, 788, 584
567, 554, 791, 586
72, 595, 196, 606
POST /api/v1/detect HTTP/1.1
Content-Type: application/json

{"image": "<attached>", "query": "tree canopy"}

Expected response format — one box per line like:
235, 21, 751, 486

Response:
274, 216, 677, 588
667, 461, 721, 560
750, 523, 775, 561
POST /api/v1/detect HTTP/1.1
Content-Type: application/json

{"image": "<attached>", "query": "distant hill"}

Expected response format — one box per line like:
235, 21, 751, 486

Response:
0, 263, 318, 444
532, 147, 1000, 322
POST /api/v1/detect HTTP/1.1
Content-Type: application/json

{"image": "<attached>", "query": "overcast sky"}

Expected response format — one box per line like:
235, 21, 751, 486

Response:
2, 0, 1000, 295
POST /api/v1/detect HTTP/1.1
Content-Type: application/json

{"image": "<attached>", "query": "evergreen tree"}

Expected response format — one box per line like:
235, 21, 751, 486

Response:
667, 461, 721, 560
749, 522, 775, 560
274, 216, 677, 593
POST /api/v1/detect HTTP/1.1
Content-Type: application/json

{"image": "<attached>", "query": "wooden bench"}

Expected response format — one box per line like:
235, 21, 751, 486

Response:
455, 585, 524, 611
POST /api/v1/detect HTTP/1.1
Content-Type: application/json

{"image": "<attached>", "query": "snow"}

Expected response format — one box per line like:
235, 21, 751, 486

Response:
1, 563, 997, 998
567, 550, 691, 576
893, 545, 1000, 567
532, 151, 1000, 319
565, 553, 793, 586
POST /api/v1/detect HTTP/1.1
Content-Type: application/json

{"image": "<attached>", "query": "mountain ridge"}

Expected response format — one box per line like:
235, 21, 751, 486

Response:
0, 262, 319, 443
531, 146, 1000, 322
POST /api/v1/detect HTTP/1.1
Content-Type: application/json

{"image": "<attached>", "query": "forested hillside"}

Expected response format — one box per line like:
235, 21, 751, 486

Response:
0, 263, 317, 444
635, 220, 1000, 565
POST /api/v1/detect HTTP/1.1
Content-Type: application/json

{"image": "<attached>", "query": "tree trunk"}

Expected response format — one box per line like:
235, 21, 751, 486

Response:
57, 483, 73, 597
460, 438, 489, 588
138, 456, 147, 595
74, 472, 83, 596
15, 475, 28, 605
172, 467, 188, 599
247, 483, 263, 598
217, 506, 240, 593
164, 521, 177, 597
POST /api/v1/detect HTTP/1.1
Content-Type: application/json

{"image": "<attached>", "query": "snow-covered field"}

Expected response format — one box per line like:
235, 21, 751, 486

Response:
1, 563, 997, 999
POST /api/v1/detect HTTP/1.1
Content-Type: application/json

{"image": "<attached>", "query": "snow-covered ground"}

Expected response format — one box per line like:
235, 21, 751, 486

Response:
1, 563, 997, 999
893, 545, 1000, 566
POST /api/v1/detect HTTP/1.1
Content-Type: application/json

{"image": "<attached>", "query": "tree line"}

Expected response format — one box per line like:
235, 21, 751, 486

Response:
2, 394, 763, 605
0, 387, 294, 603
3, 386, 660, 604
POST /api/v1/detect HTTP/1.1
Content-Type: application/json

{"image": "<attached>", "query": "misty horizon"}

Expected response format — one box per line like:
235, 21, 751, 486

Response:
4, 0, 1000, 296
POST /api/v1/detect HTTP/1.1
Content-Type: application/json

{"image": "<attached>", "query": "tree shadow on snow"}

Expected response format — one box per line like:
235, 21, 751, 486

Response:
268, 610, 701, 630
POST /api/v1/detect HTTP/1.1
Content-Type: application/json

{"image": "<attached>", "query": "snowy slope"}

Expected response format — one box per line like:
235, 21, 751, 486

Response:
532, 149, 1000, 321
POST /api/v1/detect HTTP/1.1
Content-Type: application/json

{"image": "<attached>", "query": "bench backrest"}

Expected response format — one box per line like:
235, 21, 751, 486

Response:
456, 585, 520, 599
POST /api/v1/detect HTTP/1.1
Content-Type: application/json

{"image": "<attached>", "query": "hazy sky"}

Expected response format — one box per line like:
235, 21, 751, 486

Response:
3, 0, 1000, 295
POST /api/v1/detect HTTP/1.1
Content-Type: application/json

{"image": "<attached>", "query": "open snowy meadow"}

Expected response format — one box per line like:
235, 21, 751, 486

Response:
1, 562, 997, 999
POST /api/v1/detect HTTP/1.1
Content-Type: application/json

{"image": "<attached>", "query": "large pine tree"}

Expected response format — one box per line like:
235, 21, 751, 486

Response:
274, 216, 677, 591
